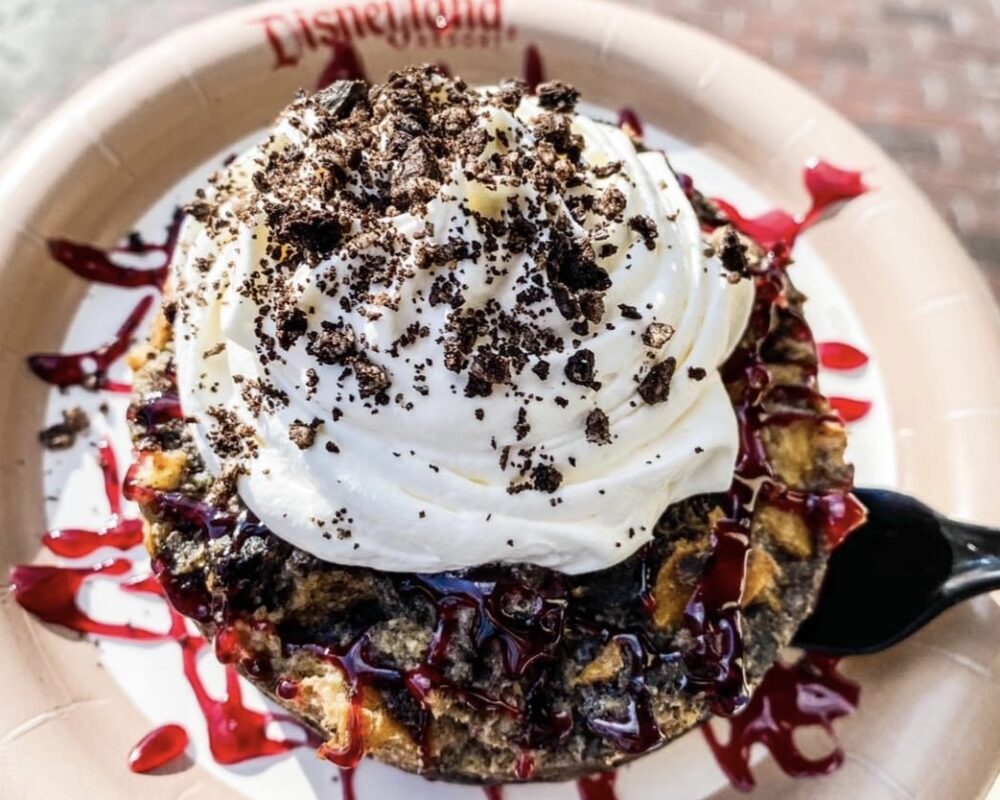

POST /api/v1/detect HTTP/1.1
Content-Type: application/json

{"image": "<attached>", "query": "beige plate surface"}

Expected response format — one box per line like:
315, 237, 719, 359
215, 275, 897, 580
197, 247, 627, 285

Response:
2, 1, 1000, 798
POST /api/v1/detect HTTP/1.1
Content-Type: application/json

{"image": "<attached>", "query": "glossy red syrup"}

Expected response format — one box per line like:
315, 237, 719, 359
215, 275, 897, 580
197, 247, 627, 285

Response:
124, 464, 237, 541
48, 210, 183, 290
818, 342, 869, 371
186, 642, 303, 764
128, 391, 184, 430
523, 44, 544, 93
803, 160, 868, 223
316, 40, 369, 91
584, 633, 666, 755
42, 520, 143, 558
307, 572, 567, 770
514, 748, 535, 780
683, 519, 752, 715
27, 295, 154, 393
411, 572, 566, 678
482, 787, 505, 800
28, 207, 185, 393
758, 483, 868, 551
829, 396, 873, 424
311, 631, 520, 770
576, 772, 619, 800
11, 444, 306, 769
679, 161, 870, 721
9, 559, 165, 641
617, 108, 644, 138
308, 635, 406, 768
711, 160, 868, 251
340, 767, 358, 800
703, 655, 859, 791
128, 723, 189, 773
43, 440, 143, 558
815, 492, 868, 549
121, 575, 307, 764
10, 557, 305, 765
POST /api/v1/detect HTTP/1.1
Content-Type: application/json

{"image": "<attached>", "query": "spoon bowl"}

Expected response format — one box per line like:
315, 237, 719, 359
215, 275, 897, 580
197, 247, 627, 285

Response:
794, 488, 1000, 655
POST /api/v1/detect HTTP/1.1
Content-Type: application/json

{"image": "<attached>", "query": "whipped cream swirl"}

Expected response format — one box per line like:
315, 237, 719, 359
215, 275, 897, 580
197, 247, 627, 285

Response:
172, 69, 753, 574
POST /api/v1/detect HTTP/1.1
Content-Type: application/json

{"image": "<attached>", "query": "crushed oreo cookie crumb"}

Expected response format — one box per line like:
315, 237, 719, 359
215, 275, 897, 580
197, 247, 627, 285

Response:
642, 322, 675, 349
37, 407, 90, 450
638, 358, 677, 405
585, 408, 611, 445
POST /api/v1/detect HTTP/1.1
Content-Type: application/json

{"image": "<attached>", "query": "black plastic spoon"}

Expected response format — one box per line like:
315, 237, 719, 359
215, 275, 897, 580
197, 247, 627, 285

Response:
792, 487, 1000, 655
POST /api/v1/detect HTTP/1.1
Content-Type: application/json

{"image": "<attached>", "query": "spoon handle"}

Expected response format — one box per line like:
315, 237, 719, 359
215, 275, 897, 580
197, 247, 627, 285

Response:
939, 514, 1000, 600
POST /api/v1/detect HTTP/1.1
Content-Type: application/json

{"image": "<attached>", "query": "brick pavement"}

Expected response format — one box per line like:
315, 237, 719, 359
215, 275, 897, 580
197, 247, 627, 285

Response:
638, 0, 1000, 300
0, 0, 998, 299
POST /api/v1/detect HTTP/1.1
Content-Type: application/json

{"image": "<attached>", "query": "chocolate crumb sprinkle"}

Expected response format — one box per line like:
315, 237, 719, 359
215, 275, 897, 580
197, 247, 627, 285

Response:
530, 464, 563, 494
565, 348, 597, 388
638, 358, 677, 405
585, 408, 612, 445
628, 215, 659, 250
642, 322, 675, 349
38, 407, 90, 450
289, 418, 323, 450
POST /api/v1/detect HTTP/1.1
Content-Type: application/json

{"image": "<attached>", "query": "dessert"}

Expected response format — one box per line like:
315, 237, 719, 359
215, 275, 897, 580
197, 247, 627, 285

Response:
125, 66, 859, 782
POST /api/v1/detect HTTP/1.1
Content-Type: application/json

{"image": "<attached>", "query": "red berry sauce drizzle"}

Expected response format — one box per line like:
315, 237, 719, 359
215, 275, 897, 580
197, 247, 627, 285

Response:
617, 108, 643, 138
42, 439, 144, 558
577, 772, 619, 800
817, 342, 873, 422
9, 439, 309, 773
703, 656, 859, 791
292, 571, 556, 772
818, 342, 869, 372
11, 38, 874, 800
47, 209, 183, 289
27, 295, 155, 394
128, 723, 190, 774
26, 211, 184, 394
710, 160, 868, 252
340, 766, 359, 800
683, 149, 869, 787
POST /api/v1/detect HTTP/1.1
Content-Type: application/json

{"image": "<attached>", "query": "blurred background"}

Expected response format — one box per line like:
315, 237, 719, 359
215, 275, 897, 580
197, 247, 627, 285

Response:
1, 0, 998, 301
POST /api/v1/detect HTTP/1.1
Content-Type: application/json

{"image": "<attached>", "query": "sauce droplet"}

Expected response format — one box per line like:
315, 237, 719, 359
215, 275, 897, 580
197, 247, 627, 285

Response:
523, 44, 544, 93
128, 724, 190, 774
829, 396, 872, 423
617, 108, 644, 138
576, 771, 619, 800
818, 342, 869, 371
